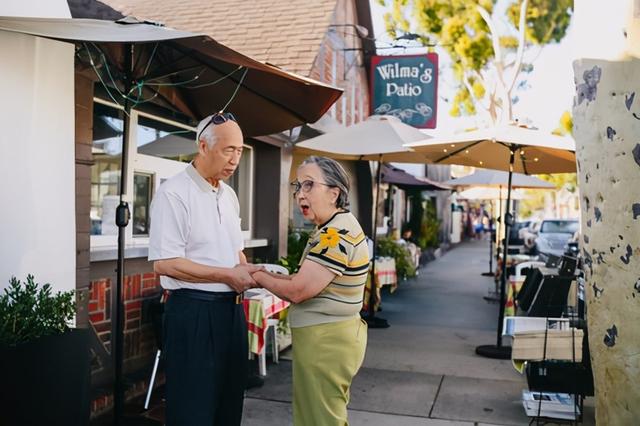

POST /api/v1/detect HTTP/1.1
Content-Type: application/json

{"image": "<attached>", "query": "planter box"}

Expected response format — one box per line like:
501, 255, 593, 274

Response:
0, 328, 91, 425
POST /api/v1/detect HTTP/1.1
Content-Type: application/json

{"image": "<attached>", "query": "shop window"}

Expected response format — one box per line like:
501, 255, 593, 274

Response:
136, 113, 197, 162
133, 173, 153, 236
227, 145, 254, 236
91, 102, 123, 236
89, 101, 257, 254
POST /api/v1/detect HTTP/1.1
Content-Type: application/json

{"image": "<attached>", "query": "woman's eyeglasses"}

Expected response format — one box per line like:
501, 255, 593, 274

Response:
197, 111, 237, 141
290, 180, 333, 196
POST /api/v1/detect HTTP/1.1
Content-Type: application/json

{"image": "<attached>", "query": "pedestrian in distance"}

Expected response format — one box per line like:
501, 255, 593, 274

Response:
149, 112, 262, 426
252, 156, 369, 426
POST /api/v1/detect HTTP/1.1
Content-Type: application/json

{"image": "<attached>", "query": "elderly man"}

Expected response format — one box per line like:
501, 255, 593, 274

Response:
149, 112, 260, 425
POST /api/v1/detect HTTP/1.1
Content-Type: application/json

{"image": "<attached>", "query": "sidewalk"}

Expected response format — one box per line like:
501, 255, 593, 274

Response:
242, 240, 595, 425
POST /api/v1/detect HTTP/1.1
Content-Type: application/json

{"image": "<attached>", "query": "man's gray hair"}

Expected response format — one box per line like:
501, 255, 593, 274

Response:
301, 156, 350, 208
196, 114, 217, 148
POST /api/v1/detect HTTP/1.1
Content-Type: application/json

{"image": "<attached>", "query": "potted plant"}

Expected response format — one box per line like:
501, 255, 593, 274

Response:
0, 275, 91, 425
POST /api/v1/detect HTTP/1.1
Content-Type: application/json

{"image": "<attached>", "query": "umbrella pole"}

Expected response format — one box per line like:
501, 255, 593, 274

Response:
481, 197, 495, 276
365, 156, 389, 328
113, 44, 133, 425
475, 152, 515, 359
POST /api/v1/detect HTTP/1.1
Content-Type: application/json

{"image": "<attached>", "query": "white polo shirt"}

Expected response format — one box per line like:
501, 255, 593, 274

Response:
148, 164, 244, 292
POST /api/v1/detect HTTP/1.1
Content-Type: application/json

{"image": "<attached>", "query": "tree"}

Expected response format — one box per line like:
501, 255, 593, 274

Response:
381, 0, 573, 124
520, 110, 577, 217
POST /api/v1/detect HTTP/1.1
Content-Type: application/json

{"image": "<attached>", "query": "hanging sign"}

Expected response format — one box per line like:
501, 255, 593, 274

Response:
370, 53, 438, 128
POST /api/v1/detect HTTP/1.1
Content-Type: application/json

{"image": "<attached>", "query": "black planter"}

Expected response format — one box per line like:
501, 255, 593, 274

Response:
0, 328, 91, 425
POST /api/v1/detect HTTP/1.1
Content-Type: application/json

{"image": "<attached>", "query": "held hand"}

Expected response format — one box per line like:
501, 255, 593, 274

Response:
236, 263, 265, 274
226, 265, 258, 293
251, 270, 267, 287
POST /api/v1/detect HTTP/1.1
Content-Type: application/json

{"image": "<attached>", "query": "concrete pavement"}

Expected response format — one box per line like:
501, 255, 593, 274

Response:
242, 240, 595, 425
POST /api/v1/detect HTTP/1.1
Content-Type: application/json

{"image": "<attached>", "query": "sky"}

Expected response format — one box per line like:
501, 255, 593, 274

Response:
368, 0, 630, 136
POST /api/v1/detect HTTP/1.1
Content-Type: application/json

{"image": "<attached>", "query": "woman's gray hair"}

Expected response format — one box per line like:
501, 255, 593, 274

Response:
301, 156, 350, 208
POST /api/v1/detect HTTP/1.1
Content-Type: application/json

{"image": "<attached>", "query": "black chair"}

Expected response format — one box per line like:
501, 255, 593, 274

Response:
527, 273, 574, 318
559, 255, 578, 277
144, 295, 165, 410
516, 268, 545, 312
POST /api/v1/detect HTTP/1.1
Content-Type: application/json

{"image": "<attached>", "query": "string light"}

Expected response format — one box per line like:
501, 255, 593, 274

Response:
80, 43, 249, 114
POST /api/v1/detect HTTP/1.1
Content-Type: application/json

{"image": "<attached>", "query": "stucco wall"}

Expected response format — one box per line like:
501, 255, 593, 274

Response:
572, 58, 640, 424
0, 1, 75, 293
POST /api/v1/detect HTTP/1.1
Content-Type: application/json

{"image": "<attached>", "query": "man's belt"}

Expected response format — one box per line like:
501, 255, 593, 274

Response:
171, 289, 244, 304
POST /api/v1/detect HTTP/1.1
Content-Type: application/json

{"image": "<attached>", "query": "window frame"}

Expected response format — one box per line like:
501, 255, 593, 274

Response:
89, 98, 257, 256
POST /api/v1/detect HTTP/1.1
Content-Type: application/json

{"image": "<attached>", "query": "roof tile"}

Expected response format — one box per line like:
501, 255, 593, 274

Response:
101, 0, 337, 76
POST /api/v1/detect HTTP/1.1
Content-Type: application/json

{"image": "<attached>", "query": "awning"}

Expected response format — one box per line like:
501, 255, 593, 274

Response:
0, 16, 343, 137
381, 163, 450, 191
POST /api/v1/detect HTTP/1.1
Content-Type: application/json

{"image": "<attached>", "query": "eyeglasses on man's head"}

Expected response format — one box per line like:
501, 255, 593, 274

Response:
197, 111, 237, 141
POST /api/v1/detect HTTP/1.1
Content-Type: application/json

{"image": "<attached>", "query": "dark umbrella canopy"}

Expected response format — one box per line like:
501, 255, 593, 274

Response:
0, 16, 342, 136
381, 163, 450, 191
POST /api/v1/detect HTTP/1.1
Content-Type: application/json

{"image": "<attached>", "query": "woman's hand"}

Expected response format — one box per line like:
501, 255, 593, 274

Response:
249, 260, 335, 303
251, 270, 267, 287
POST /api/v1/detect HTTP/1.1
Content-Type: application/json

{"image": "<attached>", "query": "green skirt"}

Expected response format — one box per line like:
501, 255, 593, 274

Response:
291, 316, 367, 426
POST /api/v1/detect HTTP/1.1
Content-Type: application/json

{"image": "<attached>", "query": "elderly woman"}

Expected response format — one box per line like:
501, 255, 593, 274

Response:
252, 156, 369, 425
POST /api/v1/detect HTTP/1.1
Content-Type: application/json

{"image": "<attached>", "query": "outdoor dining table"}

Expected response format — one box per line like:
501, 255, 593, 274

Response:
505, 275, 526, 316
362, 257, 398, 312
243, 288, 290, 376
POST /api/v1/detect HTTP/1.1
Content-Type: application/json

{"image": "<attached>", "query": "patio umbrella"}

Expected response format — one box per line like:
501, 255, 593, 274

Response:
381, 163, 450, 191
295, 115, 434, 162
457, 186, 529, 201
446, 169, 554, 276
444, 169, 556, 189
406, 124, 576, 359
137, 132, 196, 158
295, 116, 445, 327
0, 15, 341, 423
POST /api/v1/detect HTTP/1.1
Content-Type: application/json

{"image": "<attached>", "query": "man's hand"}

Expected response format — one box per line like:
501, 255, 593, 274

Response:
236, 263, 265, 274
225, 264, 264, 292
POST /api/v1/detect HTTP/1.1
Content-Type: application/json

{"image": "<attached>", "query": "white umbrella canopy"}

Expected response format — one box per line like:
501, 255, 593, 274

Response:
407, 124, 575, 359
138, 133, 196, 158
457, 186, 529, 200
445, 169, 555, 189
294, 115, 432, 163
405, 124, 576, 174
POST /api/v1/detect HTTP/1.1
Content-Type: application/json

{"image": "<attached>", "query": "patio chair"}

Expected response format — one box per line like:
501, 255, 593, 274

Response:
144, 292, 166, 410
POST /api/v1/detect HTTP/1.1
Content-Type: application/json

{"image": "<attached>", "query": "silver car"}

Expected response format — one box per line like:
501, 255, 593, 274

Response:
528, 219, 580, 257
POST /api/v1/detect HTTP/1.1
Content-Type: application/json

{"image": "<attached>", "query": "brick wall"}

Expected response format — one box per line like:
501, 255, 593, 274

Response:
309, 0, 371, 126
89, 272, 162, 364
88, 271, 163, 418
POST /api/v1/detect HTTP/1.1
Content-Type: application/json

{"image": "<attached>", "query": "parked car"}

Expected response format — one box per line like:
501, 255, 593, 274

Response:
524, 219, 580, 257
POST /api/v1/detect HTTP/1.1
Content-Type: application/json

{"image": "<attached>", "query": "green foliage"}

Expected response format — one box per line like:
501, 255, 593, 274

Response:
376, 237, 417, 279
419, 199, 441, 249
382, 0, 574, 117
276, 229, 312, 274
552, 110, 573, 136
0, 275, 76, 346
519, 173, 577, 217
506, 0, 573, 45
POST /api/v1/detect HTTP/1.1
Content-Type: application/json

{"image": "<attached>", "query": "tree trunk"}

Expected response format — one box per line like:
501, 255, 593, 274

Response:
572, 58, 640, 424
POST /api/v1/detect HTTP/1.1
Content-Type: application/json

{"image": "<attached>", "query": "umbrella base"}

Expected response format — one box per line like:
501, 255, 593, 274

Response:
483, 293, 499, 303
475, 344, 512, 359
481, 272, 495, 276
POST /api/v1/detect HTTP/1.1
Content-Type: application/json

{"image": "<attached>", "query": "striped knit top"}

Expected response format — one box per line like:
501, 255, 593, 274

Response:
290, 211, 370, 328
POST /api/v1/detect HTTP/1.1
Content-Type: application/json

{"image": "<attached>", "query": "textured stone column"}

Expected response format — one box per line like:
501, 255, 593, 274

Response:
573, 58, 640, 424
